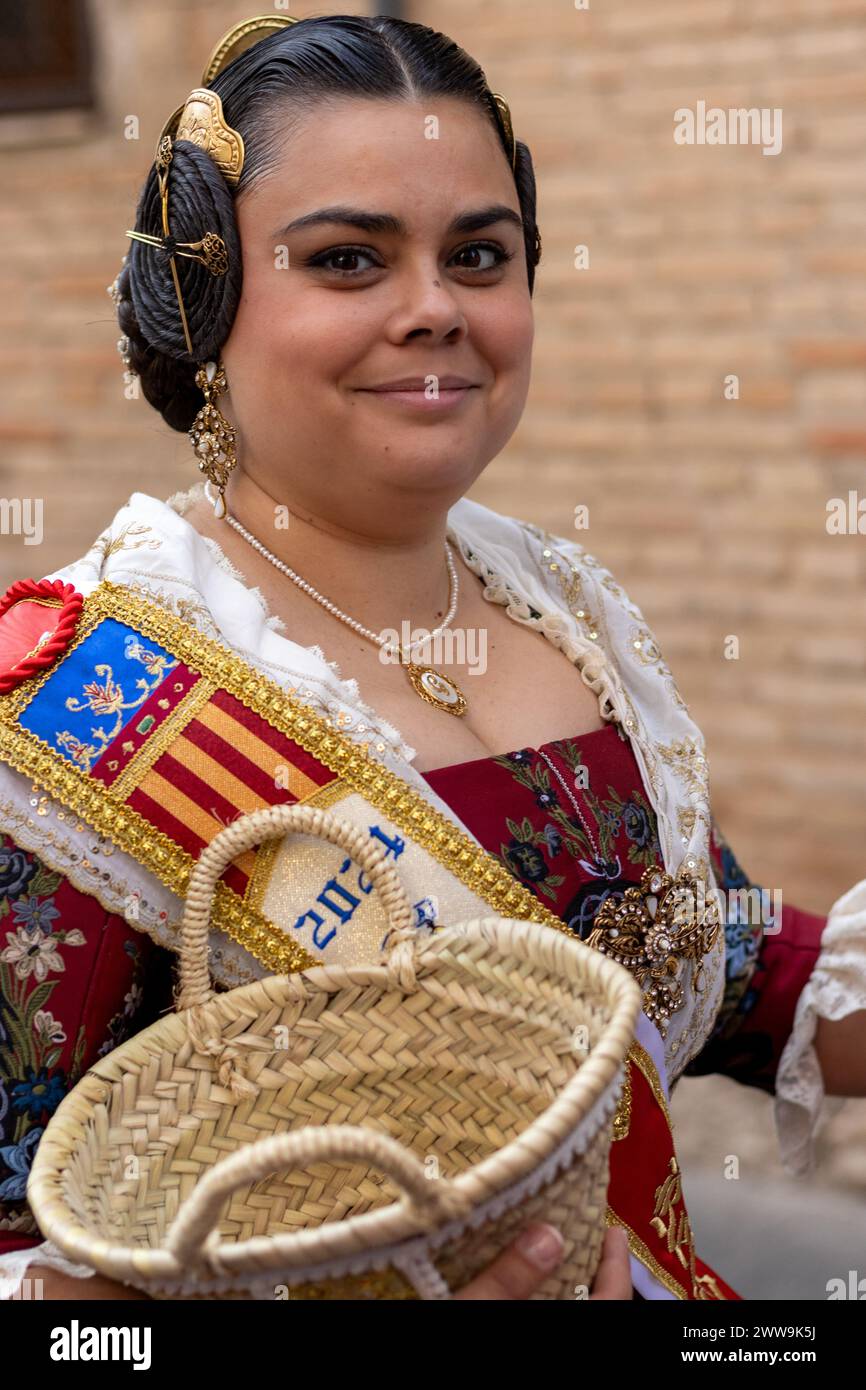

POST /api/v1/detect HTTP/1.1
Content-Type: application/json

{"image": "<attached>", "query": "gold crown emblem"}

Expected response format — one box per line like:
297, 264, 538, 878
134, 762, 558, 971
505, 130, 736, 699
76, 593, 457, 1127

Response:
155, 15, 300, 186
170, 89, 245, 188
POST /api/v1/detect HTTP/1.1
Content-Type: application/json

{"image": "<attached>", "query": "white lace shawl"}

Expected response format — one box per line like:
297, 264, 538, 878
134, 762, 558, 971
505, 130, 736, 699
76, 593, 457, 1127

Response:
1, 484, 863, 1292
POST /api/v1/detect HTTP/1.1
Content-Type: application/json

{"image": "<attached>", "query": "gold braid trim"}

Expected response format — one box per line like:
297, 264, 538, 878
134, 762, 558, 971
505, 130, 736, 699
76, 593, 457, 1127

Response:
629, 1041, 672, 1119
109, 677, 216, 802
0, 581, 573, 971
607, 1046, 732, 1301
605, 1208, 687, 1300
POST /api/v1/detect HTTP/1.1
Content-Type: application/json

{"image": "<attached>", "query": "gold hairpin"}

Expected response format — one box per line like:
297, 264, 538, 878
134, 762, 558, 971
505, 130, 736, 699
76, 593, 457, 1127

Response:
125, 228, 229, 276
125, 134, 227, 356
115, 15, 300, 367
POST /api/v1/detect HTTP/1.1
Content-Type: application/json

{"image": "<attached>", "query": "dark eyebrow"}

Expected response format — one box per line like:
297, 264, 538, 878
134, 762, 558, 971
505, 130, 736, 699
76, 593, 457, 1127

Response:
270, 202, 524, 241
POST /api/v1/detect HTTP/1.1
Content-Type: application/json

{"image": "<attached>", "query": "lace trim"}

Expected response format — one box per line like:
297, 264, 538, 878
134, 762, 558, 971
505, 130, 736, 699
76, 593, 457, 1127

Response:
774, 876, 866, 1174
0, 1240, 96, 1299
164, 482, 204, 516
0, 769, 261, 992
97, 540, 407, 764
161, 491, 622, 763
444, 522, 622, 731
198, 537, 287, 635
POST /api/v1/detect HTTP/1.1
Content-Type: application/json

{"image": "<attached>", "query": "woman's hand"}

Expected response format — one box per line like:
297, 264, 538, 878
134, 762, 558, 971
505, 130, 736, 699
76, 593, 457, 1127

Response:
20, 1224, 632, 1300
454, 1223, 632, 1300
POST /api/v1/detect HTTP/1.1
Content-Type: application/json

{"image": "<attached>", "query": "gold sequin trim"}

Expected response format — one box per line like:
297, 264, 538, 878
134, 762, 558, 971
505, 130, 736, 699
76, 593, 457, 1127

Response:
611, 1063, 632, 1141
0, 715, 317, 973
607, 1047, 731, 1300
628, 1041, 672, 1122
539, 541, 603, 641
0, 581, 665, 1136
243, 837, 280, 916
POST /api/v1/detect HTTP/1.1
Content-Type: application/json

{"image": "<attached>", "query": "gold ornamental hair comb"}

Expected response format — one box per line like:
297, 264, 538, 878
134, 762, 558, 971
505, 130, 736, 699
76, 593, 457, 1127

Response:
155, 15, 301, 185
122, 16, 300, 356
124, 135, 229, 356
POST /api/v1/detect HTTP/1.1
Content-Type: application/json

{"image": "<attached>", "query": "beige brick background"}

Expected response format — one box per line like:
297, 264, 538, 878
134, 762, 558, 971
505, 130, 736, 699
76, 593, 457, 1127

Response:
1, 1, 864, 1288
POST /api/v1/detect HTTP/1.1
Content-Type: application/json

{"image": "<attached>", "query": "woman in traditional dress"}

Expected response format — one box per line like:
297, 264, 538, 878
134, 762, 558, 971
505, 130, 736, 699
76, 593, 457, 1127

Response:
1, 13, 864, 1301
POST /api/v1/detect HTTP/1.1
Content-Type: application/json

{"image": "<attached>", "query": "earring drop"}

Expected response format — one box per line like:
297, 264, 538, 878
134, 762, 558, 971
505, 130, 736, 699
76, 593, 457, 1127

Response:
189, 359, 237, 517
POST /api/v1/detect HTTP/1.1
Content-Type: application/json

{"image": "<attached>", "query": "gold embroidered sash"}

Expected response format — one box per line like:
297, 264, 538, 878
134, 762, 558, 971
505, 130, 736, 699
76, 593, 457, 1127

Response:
0, 580, 737, 1299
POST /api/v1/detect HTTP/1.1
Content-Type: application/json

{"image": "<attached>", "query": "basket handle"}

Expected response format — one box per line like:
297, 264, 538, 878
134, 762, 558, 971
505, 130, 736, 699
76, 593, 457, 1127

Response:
178, 802, 421, 1010
164, 1123, 471, 1272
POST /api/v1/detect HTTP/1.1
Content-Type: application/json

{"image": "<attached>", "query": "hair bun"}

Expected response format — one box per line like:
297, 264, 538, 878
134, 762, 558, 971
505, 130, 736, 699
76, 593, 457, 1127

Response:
127, 139, 242, 365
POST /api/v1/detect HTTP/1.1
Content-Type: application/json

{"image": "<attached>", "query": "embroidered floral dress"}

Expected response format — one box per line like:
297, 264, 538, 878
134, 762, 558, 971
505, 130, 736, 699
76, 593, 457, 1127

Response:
0, 715, 825, 1264
422, 721, 827, 1093
0, 845, 173, 1257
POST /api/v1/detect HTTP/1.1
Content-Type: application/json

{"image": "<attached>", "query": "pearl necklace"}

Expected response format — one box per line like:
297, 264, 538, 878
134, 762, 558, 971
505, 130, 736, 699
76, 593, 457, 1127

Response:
535, 746, 600, 858
212, 487, 469, 718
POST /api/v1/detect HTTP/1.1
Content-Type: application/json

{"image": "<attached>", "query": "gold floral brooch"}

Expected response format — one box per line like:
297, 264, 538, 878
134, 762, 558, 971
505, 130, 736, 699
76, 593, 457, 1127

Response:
586, 865, 722, 1034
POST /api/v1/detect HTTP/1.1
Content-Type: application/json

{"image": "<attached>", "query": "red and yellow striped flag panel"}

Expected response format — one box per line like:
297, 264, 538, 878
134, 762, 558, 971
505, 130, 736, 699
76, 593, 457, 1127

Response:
2, 582, 561, 980
125, 686, 333, 897
0, 595, 342, 919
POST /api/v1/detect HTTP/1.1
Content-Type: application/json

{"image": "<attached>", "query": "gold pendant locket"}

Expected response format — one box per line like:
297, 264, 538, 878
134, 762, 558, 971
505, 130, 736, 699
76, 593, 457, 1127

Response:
405, 661, 467, 717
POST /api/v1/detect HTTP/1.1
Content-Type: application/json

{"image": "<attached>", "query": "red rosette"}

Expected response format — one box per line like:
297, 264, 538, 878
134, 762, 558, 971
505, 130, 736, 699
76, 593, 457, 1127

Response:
0, 578, 85, 694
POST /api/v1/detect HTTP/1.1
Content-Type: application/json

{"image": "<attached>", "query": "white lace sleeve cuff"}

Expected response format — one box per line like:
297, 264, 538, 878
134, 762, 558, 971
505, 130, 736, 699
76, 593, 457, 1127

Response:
774, 876, 866, 1175
0, 1239, 95, 1299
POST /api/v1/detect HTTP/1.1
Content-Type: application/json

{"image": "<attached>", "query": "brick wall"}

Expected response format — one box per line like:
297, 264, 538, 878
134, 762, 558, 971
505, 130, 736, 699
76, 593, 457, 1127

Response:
1, 0, 863, 919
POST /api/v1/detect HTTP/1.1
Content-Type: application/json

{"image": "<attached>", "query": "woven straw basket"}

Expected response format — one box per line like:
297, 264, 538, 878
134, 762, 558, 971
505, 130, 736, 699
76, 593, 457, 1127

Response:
29, 802, 641, 1300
